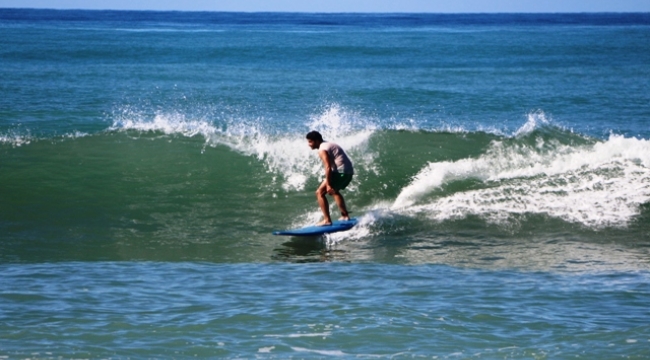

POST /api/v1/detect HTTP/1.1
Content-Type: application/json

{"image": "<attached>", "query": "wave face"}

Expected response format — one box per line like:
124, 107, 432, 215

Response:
1, 107, 649, 267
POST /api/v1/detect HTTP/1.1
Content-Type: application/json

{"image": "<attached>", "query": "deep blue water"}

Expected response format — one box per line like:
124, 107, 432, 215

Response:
1, 9, 649, 359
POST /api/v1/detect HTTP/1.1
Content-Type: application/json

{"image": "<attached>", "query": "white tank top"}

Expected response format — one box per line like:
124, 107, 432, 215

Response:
319, 142, 354, 174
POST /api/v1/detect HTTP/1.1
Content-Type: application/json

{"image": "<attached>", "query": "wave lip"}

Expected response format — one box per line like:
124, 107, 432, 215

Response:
108, 104, 378, 192
110, 111, 218, 139
0, 133, 31, 147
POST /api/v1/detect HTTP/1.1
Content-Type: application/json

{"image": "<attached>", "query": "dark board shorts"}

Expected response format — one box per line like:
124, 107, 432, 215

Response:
331, 173, 353, 191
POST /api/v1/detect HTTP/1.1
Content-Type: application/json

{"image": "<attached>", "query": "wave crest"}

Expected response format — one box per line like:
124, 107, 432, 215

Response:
109, 104, 378, 191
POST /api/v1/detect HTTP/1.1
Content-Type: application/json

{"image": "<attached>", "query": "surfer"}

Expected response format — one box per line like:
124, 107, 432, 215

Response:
306, 131, 354, 226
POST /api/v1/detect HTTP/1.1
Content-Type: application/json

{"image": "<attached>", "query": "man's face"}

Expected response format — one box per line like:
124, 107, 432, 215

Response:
308, 139, 318, 150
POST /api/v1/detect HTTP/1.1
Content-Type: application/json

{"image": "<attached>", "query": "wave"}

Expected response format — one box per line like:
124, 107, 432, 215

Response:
65, 106, 650, 230
391, 125, 650, 229
3, 106, 649, 238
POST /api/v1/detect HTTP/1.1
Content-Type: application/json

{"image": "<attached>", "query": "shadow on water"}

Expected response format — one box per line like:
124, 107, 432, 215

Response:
272, 236, 349, 263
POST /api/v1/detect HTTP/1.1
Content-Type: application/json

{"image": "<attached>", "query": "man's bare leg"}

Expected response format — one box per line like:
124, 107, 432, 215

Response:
332, 191, 350, 221
315, 181, 332, 226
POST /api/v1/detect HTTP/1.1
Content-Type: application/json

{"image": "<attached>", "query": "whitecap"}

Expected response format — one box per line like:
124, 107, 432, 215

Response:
393, 134, 650, 228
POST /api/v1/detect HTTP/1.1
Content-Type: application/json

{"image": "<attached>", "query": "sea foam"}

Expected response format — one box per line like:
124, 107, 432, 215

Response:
110, 104, 378, 191
0, 133, 31, 147
393, 128, 650, 228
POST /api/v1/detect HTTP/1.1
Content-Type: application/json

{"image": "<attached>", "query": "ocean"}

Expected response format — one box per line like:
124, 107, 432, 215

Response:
1, 9, 649, 358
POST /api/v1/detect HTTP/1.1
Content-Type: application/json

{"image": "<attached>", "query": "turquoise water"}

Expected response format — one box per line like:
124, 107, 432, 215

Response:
3, 263, 649, 358
1, 9, 650, 358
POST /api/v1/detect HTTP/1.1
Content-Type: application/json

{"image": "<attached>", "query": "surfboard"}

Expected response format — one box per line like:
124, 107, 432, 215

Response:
272, 218, 358, 236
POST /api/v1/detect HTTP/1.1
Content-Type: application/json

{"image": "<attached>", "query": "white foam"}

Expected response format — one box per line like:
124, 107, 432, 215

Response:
265, 332, 331, 338
63, 131, 90, 139
514, 110, 551, 137
383, 110, 554, 140
324, 209, 391, 245
1, 129, 92, 147
110, 111, 218, 139
110, 104, 378, 191
291, 347, 346, 356
0, 132, 32, 147
258, 346, 275, 353
208, 105, 376, 191
394, 134, 650, 228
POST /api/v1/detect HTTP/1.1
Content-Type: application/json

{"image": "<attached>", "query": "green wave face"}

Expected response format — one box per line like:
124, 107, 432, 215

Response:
2, 120, 649, 264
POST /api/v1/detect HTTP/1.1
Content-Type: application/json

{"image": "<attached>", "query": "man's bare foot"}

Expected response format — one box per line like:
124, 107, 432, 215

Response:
339, 216, 350, 221
316, 219, 332, 226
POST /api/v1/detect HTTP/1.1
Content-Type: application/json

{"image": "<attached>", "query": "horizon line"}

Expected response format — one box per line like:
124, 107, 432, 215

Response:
1, 7, 649, 15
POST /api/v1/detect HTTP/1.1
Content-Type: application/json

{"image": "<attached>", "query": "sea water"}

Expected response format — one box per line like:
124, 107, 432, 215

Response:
1, 9, 649, 358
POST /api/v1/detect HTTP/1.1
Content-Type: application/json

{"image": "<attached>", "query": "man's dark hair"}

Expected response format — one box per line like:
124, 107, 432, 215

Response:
306, 131, 323, 142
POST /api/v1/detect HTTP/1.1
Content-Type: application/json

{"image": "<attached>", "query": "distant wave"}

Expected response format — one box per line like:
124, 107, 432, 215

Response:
0, 129, 90, 147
